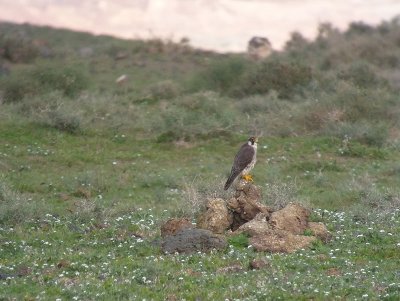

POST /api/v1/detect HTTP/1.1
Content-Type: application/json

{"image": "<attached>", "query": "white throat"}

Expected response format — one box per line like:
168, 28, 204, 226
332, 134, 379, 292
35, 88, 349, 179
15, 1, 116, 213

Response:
248, 141, 258, 149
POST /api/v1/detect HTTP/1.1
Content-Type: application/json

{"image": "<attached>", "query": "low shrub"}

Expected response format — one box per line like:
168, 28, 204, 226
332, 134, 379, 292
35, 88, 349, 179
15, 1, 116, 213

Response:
0, 179, 47, 225
233, 60, 313, 98
1, 75, 39, 103
9, 91, 83, 134
187, 56, 249, 93
264, 181, 300, 210
147, 80, 181, 100
324, 121, 389, 147
30, 63, 89, 97
0, 62, 90, 103
349, 178, 400, 218
152, 92, 239, 141
337, 61, 386, 88
234, 92, 284, 115
46, 109, 82, 134
0, 34, 38, 63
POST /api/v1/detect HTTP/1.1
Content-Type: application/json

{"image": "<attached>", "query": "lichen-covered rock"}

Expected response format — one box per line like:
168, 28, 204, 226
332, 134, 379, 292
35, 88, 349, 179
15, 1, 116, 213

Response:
308, 222, 332, 242
197, 198, 233, 234
161, 218, 193, 238
161, 229, 227, 254
269, 203, 310, 235
249, 230, 316, 253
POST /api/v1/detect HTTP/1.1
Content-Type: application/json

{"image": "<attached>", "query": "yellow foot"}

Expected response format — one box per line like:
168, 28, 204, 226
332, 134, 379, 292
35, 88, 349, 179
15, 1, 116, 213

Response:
242, 174, 253, 182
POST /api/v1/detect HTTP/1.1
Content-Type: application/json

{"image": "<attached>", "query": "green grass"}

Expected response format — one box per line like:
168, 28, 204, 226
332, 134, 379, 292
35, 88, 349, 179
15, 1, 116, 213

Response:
1, 123, 399, 214
0, 208, 399, 300
1, 102, 400, 301
1, 19, 400, 300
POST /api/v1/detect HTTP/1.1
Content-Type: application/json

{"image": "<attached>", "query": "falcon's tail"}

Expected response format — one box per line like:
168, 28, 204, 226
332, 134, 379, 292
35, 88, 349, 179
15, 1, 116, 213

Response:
224, 172, 238, 190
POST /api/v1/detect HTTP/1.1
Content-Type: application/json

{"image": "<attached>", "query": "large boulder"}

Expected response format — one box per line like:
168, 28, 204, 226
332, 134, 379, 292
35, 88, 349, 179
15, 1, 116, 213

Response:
161, 218, 193, 237
197, 198, 233, 234
269, 203, 310, 234
161, 229, 227, 254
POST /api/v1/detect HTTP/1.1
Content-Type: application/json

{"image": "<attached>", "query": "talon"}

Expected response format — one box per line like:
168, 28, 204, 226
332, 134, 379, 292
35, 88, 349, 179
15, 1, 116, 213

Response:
242, 174, 253, 182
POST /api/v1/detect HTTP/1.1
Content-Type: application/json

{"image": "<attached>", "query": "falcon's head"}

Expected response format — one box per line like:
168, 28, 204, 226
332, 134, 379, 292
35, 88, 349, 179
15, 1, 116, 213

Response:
248, 136, 258, 146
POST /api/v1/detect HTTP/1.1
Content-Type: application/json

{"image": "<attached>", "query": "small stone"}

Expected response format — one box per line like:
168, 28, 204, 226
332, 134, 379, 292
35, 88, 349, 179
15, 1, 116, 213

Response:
57, 260, 70, 269
249, 259, 270, 270
326, 267, 341, 276
308, 222, 332, 242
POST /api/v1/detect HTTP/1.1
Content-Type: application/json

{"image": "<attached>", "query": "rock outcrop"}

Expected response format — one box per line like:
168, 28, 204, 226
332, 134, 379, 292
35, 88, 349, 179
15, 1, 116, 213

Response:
160, 182, 330, 254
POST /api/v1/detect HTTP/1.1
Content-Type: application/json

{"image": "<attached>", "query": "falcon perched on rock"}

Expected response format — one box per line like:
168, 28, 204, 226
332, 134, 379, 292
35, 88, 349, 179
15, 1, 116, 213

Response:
224, 137, 258, 190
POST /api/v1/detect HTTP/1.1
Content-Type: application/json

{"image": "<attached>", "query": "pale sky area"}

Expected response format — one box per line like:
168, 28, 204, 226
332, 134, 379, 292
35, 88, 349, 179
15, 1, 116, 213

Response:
0, 0, 399, 52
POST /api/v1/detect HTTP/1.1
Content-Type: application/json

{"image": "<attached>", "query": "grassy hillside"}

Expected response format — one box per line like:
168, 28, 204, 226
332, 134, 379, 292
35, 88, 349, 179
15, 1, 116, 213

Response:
0, 20, 400, 300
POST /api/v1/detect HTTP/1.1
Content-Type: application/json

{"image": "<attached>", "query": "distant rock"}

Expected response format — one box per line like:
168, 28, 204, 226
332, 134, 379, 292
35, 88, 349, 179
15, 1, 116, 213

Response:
161, 229, 227, 254
161, 218, 193, 237
247, 36, 272, 60
197, 198, 232, 234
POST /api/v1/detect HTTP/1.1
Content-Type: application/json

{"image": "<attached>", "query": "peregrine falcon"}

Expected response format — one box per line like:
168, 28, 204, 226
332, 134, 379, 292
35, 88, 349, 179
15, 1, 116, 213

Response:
224, 136, 258, 190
